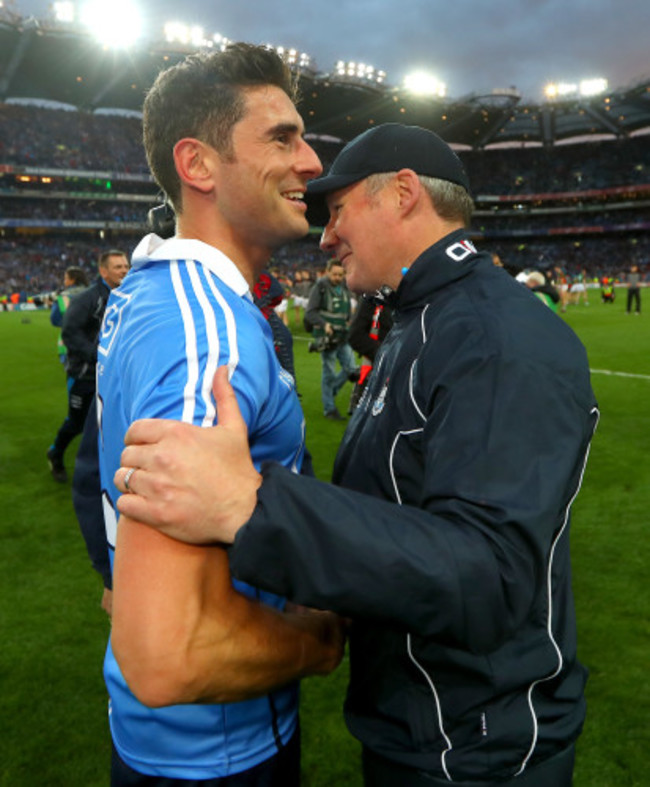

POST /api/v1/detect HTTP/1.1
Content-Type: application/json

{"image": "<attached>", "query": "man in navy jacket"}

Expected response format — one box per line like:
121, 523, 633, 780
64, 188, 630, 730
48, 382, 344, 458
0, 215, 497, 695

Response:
115, 124, 598, 787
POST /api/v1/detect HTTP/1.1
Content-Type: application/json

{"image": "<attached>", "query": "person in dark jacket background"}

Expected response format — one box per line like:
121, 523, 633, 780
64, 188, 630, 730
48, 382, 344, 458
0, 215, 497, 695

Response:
46, 249, 128, 482
50, 266, 89, 366
114, 124, 598, 786
347, 291, 393, 412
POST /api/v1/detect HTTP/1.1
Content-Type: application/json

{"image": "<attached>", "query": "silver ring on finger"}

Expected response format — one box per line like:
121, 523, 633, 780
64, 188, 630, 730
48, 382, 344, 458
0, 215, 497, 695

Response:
123, 467, 136, 493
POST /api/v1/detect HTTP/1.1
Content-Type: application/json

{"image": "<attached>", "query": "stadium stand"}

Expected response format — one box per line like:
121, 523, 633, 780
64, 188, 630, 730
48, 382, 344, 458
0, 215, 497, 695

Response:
0, 9, 648, 303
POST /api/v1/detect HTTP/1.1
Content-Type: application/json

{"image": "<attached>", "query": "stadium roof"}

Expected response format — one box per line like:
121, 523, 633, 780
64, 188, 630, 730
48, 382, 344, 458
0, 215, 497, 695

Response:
2, 15, 650, 149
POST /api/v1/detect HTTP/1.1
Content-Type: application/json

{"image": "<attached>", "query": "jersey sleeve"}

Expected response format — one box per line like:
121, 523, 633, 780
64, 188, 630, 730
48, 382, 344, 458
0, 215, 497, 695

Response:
121, 264, 270, 432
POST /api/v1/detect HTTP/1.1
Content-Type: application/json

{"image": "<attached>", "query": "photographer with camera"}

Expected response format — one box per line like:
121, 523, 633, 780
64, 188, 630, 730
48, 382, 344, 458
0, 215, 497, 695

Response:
305, 259, 357, 420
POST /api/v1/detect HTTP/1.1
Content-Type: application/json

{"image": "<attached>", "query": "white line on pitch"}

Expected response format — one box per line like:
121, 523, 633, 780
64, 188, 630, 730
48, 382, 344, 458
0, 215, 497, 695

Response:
591, 369, 650, 381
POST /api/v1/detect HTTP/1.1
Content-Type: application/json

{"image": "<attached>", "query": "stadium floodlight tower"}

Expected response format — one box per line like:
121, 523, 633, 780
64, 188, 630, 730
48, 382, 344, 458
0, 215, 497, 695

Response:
579, 78, 608, 97
333, 61, 387, 87
80, 0, 143, 48
544, 78, 608, 100
54, 2, 75, 23
403, 71, 447, 98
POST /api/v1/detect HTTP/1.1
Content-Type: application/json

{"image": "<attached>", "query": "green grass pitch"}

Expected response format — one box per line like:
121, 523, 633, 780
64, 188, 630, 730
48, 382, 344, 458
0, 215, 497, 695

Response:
0, 290, 648, 786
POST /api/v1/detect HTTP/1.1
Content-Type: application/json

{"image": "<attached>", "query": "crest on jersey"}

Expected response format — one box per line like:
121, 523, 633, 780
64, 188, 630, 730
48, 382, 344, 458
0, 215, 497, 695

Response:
278, 367, 296, 391
98, 290, 131, 358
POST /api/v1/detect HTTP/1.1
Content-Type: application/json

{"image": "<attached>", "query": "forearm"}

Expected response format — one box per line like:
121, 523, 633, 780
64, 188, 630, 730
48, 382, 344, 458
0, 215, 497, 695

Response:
229, 464, 540, 653
111, 516, 341, 708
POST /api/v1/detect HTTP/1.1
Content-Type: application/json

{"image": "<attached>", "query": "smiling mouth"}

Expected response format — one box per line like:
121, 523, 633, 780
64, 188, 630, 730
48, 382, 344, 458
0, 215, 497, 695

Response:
282, 190, 307, 206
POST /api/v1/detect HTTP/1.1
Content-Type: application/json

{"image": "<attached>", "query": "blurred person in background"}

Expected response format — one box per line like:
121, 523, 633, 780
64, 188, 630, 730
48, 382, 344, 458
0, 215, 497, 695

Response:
347, 290, 393, 412
291, 269, 312, 326
626, 263, 641, 314
50, 265, 89, 366
525, 270, 560, 312
570, 268, 589, 306
46, 250, 128, 483
304, 258, 357, 420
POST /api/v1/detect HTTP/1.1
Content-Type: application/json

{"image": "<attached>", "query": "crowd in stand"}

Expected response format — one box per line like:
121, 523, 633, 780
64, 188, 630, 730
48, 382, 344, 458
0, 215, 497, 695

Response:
2, 103, 649, 193
0, 104, 148, 173
490, 236, 650, 280
460, 137, 650, 194
0, 197, 150, 223
0, 103, 648, 302
0, 235, 116, 297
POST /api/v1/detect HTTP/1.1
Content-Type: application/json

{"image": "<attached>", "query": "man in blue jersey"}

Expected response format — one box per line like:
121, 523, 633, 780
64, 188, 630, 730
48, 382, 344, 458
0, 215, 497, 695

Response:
97, 44, 343, 786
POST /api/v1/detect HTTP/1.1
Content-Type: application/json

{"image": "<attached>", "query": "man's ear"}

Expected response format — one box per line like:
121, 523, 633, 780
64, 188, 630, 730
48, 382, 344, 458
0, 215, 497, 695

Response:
173, 138, 215, 195
394, 169, 422, 216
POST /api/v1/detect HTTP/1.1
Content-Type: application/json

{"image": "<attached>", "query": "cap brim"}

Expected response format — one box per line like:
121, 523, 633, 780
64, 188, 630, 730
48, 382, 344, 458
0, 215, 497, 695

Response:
305, 172, 366, 227
306, 172, 364, 195
305, 192, 328, 227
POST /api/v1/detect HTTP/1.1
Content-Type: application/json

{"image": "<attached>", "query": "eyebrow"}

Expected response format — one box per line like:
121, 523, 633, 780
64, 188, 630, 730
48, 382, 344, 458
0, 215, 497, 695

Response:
264, 122, 304, 139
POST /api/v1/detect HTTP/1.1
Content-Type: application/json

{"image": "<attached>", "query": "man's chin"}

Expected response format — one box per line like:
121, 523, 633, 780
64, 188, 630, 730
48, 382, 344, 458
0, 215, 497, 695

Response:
283, 215, 310, 241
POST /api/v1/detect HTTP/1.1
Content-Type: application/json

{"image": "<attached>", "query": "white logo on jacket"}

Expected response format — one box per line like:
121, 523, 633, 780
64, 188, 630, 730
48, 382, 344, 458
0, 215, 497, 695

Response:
445, 239, 477, 262
372, 381, 389, 416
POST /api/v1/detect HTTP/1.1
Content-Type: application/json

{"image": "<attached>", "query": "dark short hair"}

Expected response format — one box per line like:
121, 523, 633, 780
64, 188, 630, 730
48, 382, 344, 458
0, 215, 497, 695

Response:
98, 250, 127, 268
326, 259, 344, 272
143, 43, 297, 213
65, 266, 88, 286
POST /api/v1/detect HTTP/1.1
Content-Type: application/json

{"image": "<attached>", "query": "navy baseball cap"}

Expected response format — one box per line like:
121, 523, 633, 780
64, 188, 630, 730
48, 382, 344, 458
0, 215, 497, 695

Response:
306, 123, 470, 224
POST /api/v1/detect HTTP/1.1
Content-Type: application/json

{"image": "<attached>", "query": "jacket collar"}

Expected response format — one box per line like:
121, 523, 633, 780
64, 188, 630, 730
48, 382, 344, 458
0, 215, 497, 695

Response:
393, 229, 484, 311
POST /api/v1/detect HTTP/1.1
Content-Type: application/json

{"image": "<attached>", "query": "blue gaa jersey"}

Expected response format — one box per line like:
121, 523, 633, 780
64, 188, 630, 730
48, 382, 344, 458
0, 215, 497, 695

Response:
97, 234, 305, 779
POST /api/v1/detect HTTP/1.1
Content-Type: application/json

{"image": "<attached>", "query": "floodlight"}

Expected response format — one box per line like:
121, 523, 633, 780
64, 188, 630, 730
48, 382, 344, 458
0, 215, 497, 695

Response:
544, 82, 578, 99
165, 22, 189, 44
334, 60, 385, 83
54, 2, 75, 23
543, 83, 558, 99
580, 78, 608, 96
189, 26, 205, 47
213, 33, 230, 50
557, 83, 578, 96
404, 71, 446, 97
80, 0, 142, 48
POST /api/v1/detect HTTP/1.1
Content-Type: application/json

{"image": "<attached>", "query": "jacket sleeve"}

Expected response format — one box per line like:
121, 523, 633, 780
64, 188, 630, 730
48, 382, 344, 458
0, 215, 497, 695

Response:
72, 402, 112, 589
50, 300, 63, 327
229, 330, 598, 654
348, 299, 378, 360
61, 288, 99, 364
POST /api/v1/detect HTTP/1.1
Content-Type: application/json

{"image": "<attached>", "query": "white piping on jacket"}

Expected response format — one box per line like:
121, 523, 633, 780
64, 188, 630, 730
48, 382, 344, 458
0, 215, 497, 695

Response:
392, 303, 454, 780
515, 405, 601, 776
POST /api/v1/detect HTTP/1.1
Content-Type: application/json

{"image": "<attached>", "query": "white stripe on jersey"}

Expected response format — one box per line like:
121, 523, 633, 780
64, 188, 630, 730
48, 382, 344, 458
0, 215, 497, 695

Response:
204, 266, 240, 385
170, 259, 241, 427
186, 261, 221, 426
170, 261, 200, 423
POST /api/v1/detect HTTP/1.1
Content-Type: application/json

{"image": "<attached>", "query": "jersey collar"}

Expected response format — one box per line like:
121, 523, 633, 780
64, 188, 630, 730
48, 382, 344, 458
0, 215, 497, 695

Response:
131, 233, 251, 298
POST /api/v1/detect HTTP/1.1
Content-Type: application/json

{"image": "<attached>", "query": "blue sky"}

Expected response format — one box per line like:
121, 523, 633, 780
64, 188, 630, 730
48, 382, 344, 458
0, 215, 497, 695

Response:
14, 0, 650, 100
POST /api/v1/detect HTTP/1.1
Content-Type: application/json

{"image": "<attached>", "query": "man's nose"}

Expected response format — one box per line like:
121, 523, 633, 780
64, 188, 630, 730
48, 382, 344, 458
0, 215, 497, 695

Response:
297, 139, 323, 179
320, 222, 337, 251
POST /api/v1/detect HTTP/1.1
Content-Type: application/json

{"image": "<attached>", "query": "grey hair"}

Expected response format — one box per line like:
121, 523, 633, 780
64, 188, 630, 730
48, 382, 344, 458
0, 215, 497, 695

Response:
364, 172, 474, 227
